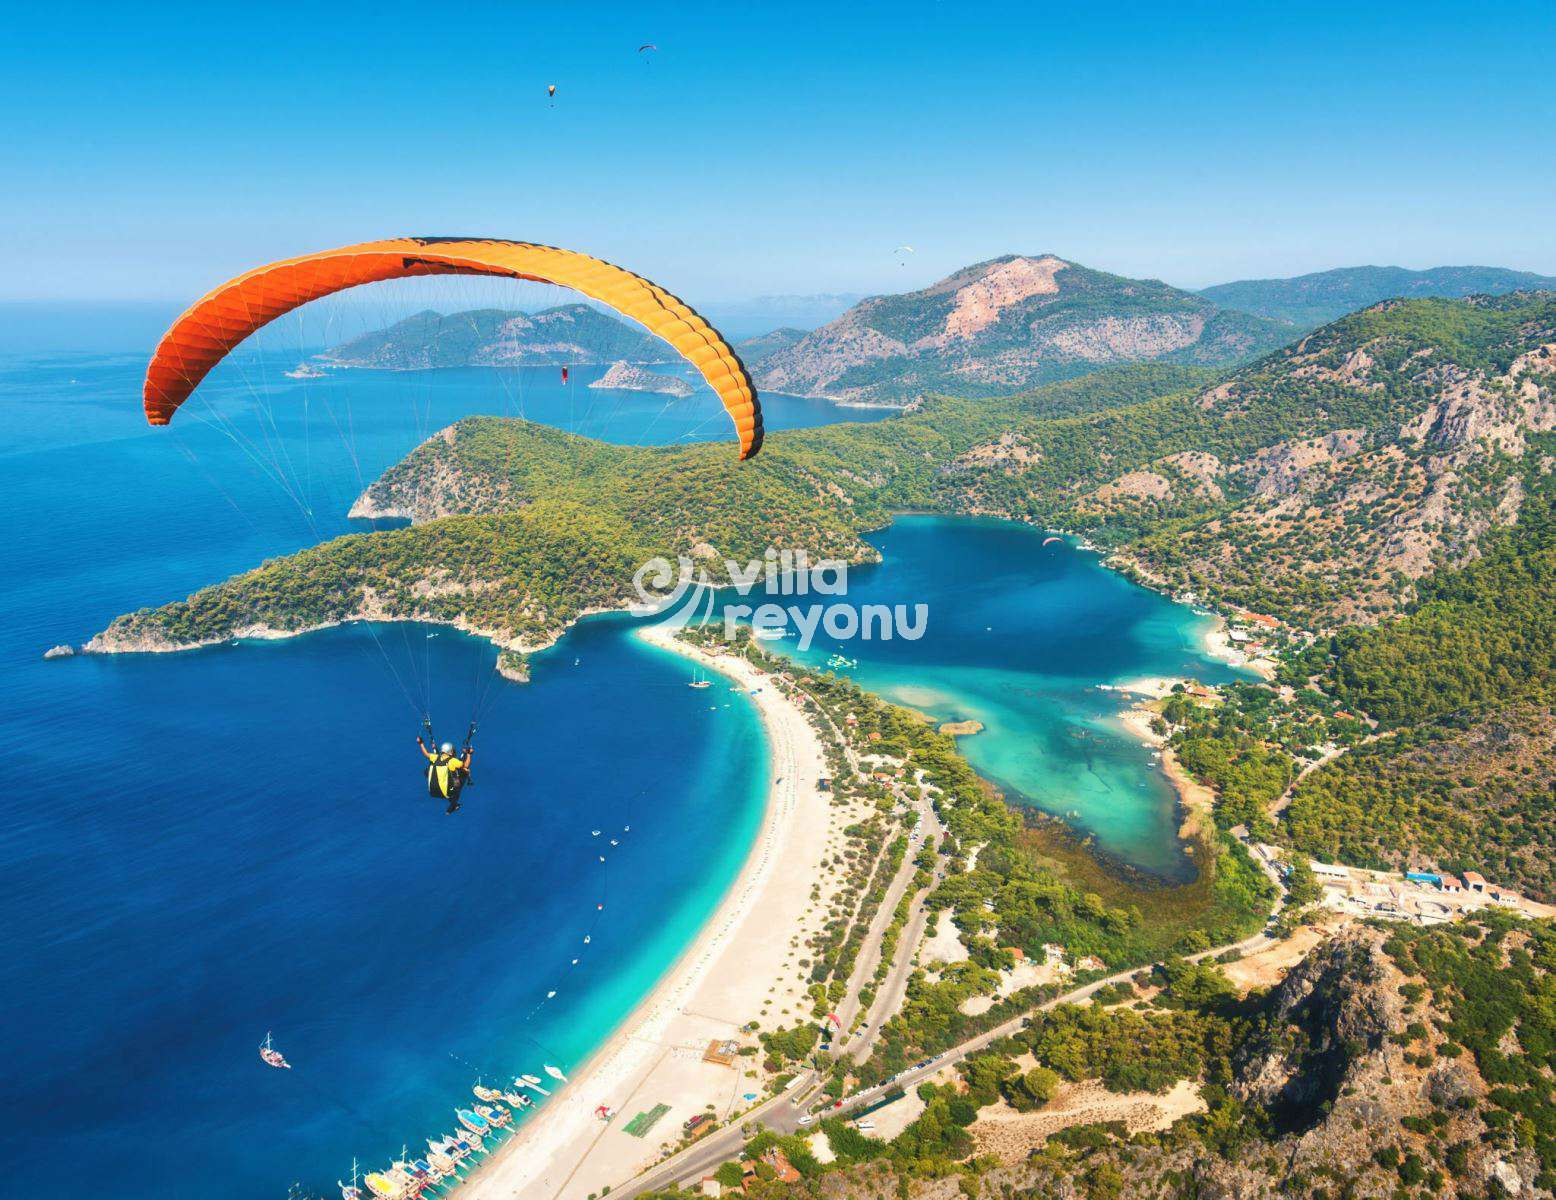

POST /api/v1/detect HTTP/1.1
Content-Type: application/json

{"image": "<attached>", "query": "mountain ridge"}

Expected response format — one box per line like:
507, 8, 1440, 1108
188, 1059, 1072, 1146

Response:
753, 253, 1295, 406
1202, 264, 1556, 328
317, 304, 672, 369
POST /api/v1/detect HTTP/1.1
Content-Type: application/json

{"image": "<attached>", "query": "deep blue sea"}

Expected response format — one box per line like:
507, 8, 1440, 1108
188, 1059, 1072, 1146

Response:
0, 347, 1235, 1197
0, 353, 879, 1197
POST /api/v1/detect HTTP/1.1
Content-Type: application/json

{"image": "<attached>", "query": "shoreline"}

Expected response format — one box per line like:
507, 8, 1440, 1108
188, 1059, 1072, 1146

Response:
451, 623, 841, 1200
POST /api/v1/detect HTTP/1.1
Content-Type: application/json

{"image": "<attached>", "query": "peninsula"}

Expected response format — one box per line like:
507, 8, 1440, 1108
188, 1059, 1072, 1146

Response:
587, 361, 694, 396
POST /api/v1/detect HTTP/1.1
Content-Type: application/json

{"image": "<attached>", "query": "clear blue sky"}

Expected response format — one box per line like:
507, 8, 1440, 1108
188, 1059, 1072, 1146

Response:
3, 0, 1552, 304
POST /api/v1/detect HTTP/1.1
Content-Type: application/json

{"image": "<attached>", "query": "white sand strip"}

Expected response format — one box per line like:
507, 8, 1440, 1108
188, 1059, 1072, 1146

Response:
453, 625, 837, 1200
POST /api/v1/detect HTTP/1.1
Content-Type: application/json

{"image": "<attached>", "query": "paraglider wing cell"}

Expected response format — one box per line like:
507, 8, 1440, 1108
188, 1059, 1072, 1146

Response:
142, 238, 762, 459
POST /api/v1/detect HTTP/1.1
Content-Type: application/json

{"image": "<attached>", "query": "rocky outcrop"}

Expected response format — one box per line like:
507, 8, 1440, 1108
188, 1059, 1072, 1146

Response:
1231, 928, 1398, 1128
586, 361, 693, 396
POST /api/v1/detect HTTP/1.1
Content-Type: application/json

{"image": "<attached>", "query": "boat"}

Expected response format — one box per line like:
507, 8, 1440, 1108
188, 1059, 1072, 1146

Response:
428, 1136, 464, 1165
516, 1075, 550, 1096
544, 1064, 568, 1082
340, 1159, 365, 1200
260, 1031, 291, 1069
457, 1109, 490, 1134
752, 626, 785, 640
476, 1103, 511, 1128
363, 1173, 402, 1199
504, 1090, 533, 1108
688, 679, 711, 689
425, 1147, 457, 1176
473, 1084, 505, 1103
414, 1159, 443, 1186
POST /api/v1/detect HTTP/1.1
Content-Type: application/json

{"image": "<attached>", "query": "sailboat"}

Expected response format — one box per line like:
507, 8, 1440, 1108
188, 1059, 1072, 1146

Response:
688, 664, 712, 689
260, 1031, 291, 1069
339, 1160, 364, 1200
544, 1064, 568, 1082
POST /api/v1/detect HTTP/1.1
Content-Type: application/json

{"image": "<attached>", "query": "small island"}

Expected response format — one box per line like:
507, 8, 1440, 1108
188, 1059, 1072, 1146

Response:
587, 361, 693, 397
937, 718, 984, 736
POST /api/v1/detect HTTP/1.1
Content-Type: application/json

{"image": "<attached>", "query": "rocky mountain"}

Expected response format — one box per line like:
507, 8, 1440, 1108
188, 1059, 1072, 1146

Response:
317, 304, 668, 369
752, 255, 1294, 406
1202, 264, 1556, 329
942, 292, 1556, 627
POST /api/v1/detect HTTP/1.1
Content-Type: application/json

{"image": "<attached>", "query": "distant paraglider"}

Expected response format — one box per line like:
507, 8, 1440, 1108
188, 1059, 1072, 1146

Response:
638, 43, 657, 53
547, 84, 557, 105
893, 245, 915, 266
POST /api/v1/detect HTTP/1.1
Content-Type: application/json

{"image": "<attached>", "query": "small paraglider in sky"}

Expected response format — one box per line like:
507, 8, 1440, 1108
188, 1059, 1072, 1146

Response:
561, 365, 569, 384
893, 245, 915, 267
547, 84, 557, 106
638, 43, 657, 53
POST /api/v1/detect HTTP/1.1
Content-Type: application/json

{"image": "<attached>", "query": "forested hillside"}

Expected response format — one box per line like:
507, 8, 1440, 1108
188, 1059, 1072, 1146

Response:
98, 293, 1556, 657
318, 304, 668, 369
643, 916, 1556, 1199
1203, 264, 1556, 328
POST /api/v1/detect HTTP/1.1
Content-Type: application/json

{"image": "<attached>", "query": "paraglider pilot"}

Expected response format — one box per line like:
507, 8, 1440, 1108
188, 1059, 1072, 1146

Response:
417, 734, 473, 813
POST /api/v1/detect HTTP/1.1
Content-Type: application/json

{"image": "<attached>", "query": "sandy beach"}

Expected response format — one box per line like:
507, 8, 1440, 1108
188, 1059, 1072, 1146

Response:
453, 624, 848, 1200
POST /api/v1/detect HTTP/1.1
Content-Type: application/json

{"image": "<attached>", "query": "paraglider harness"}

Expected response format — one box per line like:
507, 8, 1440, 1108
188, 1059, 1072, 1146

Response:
423, 718, 476, 812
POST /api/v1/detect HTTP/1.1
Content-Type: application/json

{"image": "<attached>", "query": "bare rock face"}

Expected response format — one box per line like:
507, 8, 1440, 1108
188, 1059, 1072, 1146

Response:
43, 644, 75, 659
1231, 928, 1399, 1127
754, 254, 1288, 405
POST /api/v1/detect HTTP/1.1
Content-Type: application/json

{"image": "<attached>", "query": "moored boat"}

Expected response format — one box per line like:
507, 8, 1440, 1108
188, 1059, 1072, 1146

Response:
476, 1103, 511, 1128
363, 1172, 402, 1199
457, 1108, 489, 1134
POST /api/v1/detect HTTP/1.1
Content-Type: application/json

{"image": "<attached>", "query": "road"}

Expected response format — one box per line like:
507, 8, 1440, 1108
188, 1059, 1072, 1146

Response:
834, 796, 943, 1047
845, 801, 945, 1062
614, 846, 1286, 1198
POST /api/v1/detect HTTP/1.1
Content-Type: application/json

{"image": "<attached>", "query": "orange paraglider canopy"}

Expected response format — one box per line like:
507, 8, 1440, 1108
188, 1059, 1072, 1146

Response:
143, 237, 763, 459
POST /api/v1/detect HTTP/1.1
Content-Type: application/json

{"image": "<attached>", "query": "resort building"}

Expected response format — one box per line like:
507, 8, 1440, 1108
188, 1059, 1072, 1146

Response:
761, 1148, 802, 1184
1463, 871, 1488, 892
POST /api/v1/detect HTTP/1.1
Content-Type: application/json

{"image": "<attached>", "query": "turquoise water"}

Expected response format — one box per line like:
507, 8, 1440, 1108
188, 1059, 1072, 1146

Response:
730, 518, 1249, 880
0, 351, 878, 1198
